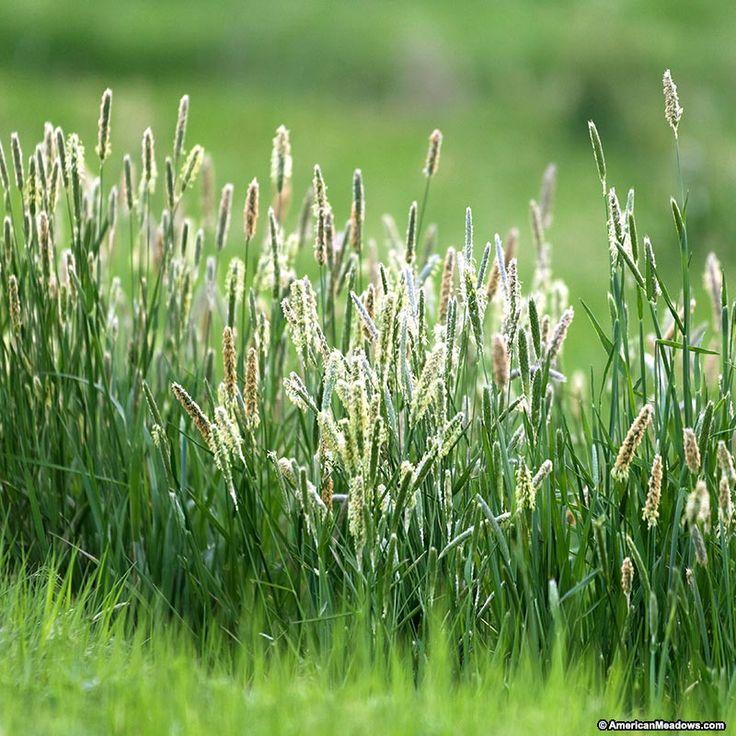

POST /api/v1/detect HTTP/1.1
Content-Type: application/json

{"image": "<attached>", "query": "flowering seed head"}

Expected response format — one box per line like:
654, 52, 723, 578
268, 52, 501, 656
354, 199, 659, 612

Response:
492, 333, 509, 389
171, 382, 211, 442
405, 201, 417, 265
222, 326, 237, 402
179, 144, 204, 194
215, 183, 234, 251
691, 526, 707, 567
611, 404, 653, 483
684, 480, 711, 531
348, 474, 366, 552
642, 454, 663, 528
270, 124, 292, 195
96, 88, 112, 162
532, 459, 553, 489
515, 461, 536, 512
123, 155, 135, 212
141, 127, 157, 192
314, 206, 328, 266
312, 164, 328, 212
8, 274, 21, 333
662, 69, 683, 138
621, 557, 634, 605
683, 428, 701, 474
174, 94, 189, 163
244, 346, 260, 428
717, 441, 736, 485
547, 307, 574, 362
423, 128, 442, 177
0, 140, 9, 192
439, 247, 455, 322
351, 290, 379, 342
10, 133, 24, 191
350, 169, 364, 252
242, 177, 259, 242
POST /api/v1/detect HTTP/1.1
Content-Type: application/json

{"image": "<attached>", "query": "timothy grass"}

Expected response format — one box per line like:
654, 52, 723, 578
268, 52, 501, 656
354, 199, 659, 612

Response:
0, 70, 735, 725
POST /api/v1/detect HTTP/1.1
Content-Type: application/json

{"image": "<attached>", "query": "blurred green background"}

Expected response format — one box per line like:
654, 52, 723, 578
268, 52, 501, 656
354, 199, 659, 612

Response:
1, 0, 734, 368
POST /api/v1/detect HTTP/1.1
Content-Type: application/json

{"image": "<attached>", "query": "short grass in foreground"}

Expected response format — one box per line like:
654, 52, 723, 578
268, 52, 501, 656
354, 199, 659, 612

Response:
0, 566, 731, 735
0, 69, 735, 722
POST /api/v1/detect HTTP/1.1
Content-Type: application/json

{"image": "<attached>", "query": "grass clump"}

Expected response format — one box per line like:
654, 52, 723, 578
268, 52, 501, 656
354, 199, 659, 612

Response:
0, 70, 735, 720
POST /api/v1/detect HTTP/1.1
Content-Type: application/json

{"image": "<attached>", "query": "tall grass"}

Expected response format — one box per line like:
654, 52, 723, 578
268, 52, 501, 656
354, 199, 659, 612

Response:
0, 73, 734, 714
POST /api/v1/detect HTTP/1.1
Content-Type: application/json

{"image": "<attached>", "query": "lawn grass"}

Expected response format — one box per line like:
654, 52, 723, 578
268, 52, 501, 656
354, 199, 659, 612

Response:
0, 564, 731, 735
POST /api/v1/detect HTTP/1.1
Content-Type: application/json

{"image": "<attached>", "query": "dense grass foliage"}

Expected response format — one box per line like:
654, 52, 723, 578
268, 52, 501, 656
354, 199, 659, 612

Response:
0, 76, 735, 719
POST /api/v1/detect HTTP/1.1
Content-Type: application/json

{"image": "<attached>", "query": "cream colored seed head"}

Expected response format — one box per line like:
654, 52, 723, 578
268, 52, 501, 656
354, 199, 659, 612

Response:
662, 69, 683, 137
642, 454, 663, 529
611, 404, 653, 483
683, 428, 700, 474
621, 557, 634, 605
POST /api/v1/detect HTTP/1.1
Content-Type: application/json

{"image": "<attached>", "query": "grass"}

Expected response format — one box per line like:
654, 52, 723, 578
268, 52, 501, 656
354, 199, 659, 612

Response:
1, 69, 735, 729
1, 563, 733, 735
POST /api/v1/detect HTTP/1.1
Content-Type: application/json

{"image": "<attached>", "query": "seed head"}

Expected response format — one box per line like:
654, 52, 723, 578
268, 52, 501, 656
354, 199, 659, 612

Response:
348, 474, 366, 552
222, 326, 237, 403
141, 127, 157, 192
717, 472, 733, 527
10, 133, 24, 192
662, 69, 683, 138
405, 201, 417, 265
314, 205, 329, 266
439, 247, 455, 322
642, 454, 663, 528
349, 169, 364, 252
270, 124, 292, 195
423, 128, 442, 178
171, 382, 211, 443
0, 140, 9, 192
532, 459, 553, 489
515, 461, 536, 512
215, 183, 234, 251
242, 177, 259, 242
96, 88, 112, 162
684, 479, 711, 531
244, 345, 260, 429
174, 94, 189, 163
547, 307, 574, 362
492, 333, 509, 389
7, 274, 21, 333
179, 144, 204, 194
621, 557, 634, 606
312, 164, 328, 212
683, 427, 701, 474
717, 441, 736, 485
611, 404, 653, 483
691, 526, 707, 567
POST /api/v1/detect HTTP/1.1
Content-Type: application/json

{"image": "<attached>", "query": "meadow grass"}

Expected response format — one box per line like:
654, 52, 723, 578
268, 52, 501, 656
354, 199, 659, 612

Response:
0, 562, 733, 735
0, 70, 735, 727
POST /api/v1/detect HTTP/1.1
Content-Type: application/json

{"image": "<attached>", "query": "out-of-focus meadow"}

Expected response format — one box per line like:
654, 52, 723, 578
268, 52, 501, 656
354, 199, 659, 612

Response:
1, 0, 734, 366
